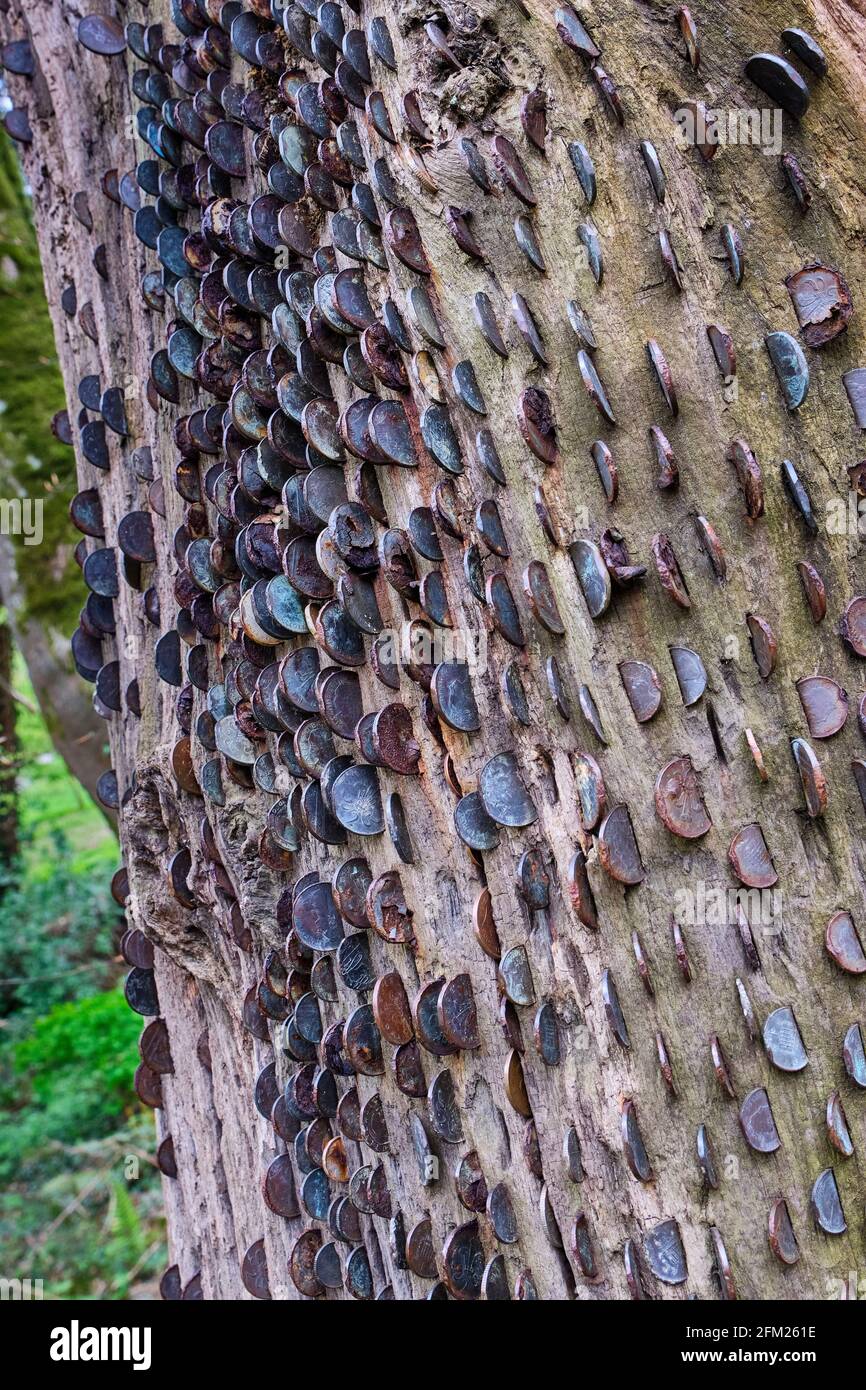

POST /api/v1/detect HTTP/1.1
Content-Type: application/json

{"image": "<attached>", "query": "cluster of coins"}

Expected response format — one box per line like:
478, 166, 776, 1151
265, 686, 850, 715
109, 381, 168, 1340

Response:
4, 0, 866, 1300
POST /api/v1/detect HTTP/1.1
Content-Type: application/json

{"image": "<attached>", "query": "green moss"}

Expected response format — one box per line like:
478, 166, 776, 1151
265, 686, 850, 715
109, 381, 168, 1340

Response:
0, 131, 80, 632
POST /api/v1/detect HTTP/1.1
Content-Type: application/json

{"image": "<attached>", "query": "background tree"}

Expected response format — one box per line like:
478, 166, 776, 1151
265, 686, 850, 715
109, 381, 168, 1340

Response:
0, 123, 111, 805
1, 0, 865, 1301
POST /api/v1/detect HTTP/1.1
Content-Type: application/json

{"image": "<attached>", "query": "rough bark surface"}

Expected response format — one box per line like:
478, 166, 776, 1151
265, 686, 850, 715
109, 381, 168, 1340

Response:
3, 0, 866, 1301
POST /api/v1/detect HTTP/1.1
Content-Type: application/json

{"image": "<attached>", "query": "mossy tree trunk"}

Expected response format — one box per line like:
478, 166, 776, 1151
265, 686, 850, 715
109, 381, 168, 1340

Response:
0, 124, 111, 806
2, 0, 866, 1301
0, 598, 17, 874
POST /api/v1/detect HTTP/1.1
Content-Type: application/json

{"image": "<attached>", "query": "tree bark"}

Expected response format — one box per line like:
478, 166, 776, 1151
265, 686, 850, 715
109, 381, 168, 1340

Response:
0, 118, 113, 807
3, 0, 866, 1301
0, 595, 18, 871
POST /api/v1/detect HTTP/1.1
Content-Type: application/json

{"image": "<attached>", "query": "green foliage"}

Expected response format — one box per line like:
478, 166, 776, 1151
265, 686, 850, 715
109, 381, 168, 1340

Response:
0, 1114, 165, 1299
0, 989, 166, 1298
0, 844, 119, 1018
15, 989, 141, 1108
0, 129, 78, 632
0, 663, 165, 1298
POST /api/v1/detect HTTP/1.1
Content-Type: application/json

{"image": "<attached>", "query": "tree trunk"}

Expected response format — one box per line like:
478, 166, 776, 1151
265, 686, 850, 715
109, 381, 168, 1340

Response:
0, 119, 113, 807
3, 0, 866, 1301
0, 595, 18, 872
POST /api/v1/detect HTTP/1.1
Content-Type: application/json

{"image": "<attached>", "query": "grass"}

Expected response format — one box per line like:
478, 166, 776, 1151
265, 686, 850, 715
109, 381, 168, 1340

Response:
0, 656, 166, 1298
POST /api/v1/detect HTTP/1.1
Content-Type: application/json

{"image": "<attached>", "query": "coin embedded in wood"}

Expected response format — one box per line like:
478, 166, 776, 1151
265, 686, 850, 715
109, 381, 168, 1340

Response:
760, 1005, 808, 1074
331, 764, 385, 836
293, 879, 344, 952
534, 1001, 560, 1066
522, 560, 564, 635
343, 1004, 384, 1075
240, 1239, 271, 1301
383, 206, 430, 273
577, 223, 603, 285
428, 1067, 463, 1142
644, 1218, 687, 1285
331, 857, 372, 928
437, 975, 479, 1050
442, 1220, 484, 1301
570, 1211, 597, 1279
653, 756, 711, 839
372, 971, 413, 1045
826, 1090, 854, 1157
796, 676, 848, 738
825, 910, 866, 974
367, 869, 414, 943
503, 1048, 531, 1117
486, 1180, 518, 1244
745, 51, 810, 119
843, 1022, 866, 1088
728, 823, 777, 889
516, 385, 557, 462
739, 1087, 781, 1153
479, 752, 537, 828
486, 572, 525, 647
473, 887, 501, 960
337, 933, 376, 994
619, 661, 661, 722
811, 1168, 846, 1235
499, 945, 535, 1007
621, 1098, 653, 1181
791, 738, 827, 817
263, 1153, 300, 1219
768, 1197, 799, 1266
254, 1062, 280, 1121
125, 967, 159, 1018
290, 1228, 324, 1298
430, 661, 480, 733
601, 969, 630, 1048
569, 539, 611, 618
598, 804, 644, 884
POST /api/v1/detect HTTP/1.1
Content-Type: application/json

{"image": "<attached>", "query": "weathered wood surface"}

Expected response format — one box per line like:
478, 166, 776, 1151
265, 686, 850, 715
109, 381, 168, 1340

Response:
3, 0, 866, 1299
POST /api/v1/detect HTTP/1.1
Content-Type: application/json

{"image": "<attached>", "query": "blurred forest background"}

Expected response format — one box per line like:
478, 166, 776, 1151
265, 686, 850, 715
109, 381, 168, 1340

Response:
0, 108, 165, 1297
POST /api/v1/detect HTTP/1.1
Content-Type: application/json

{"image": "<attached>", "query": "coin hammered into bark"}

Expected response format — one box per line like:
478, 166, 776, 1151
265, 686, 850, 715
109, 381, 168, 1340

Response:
796, 675, 848, 737
747, 614, 777, 678
597, 804, 644, 885
619, 661, 662, 722
739, 1087, 781, 1153
785, 263, 852, 348
650, 533, 690, 609
765, 331, 810, 411
569, 539, 612, 618
653, 756, 711, 839
728, 823, 777, 889
478, 752, 537, 828
811, 1168, 846, 1235
517, 385, 557, 463
825, 910, 866, 974
843, 1023, 866, 1088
